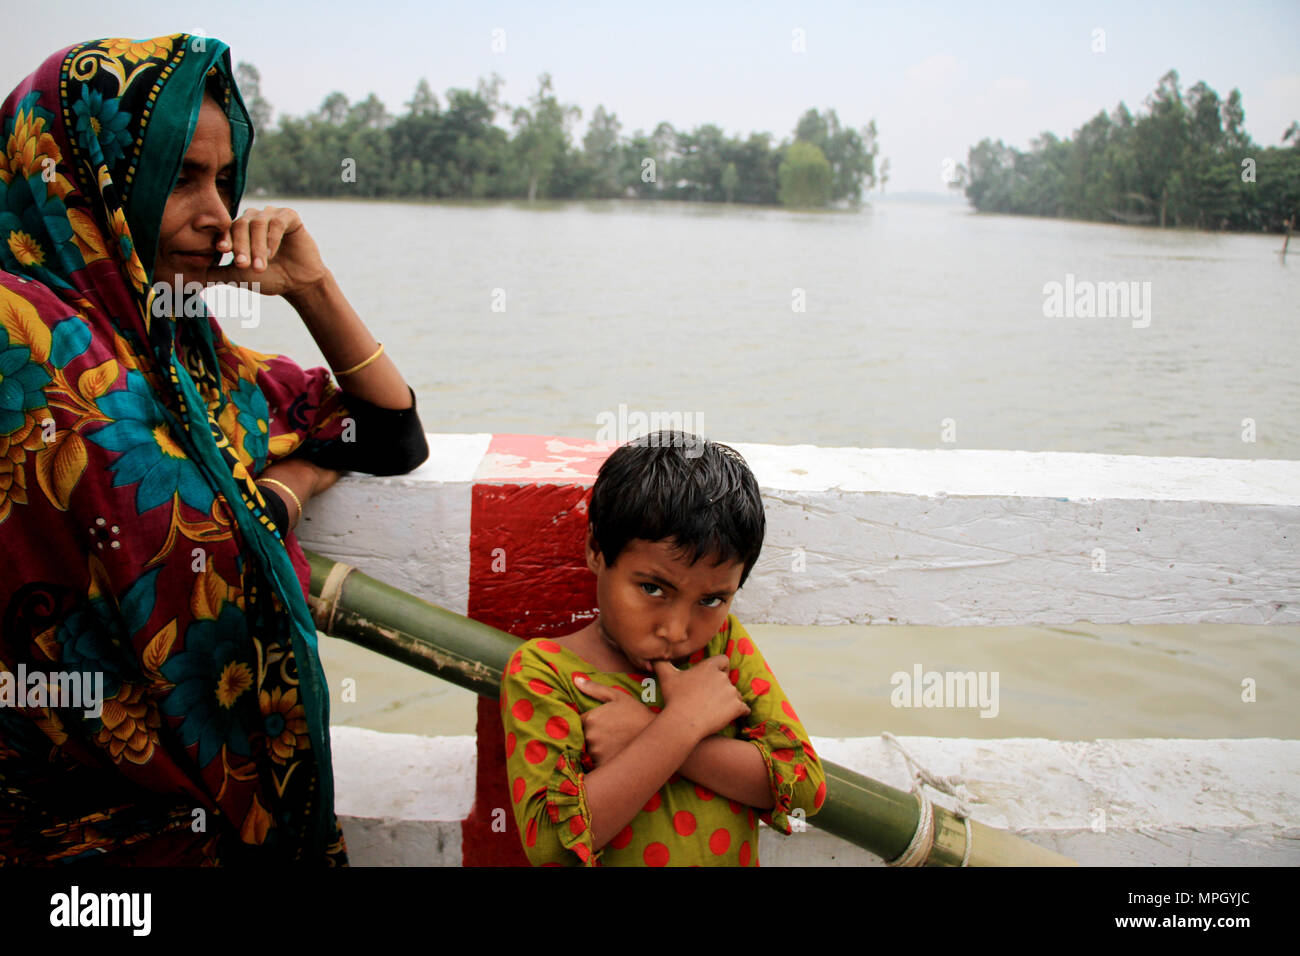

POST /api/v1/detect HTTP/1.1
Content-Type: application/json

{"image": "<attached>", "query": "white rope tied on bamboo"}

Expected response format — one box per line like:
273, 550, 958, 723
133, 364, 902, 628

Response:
312, 560, 356, 634
882, 732, 979, 867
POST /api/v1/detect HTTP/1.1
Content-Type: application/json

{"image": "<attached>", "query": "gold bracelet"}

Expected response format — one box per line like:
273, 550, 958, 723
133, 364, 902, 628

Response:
335, 342, 384, 377
257, 477, 303, 522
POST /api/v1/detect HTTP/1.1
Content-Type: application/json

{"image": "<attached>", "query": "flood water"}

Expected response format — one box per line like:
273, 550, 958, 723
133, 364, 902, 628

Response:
226, 196, 1298, 741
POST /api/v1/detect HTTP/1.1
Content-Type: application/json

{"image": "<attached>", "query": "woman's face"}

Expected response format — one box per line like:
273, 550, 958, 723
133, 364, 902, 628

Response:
155, 96, 234, 287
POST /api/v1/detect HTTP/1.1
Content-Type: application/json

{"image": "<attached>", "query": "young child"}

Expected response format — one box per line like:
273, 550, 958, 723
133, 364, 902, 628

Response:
501, 431, 825, 866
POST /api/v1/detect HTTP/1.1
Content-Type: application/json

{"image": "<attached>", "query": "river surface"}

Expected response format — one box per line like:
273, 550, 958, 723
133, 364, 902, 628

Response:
225, 196, 1298, 740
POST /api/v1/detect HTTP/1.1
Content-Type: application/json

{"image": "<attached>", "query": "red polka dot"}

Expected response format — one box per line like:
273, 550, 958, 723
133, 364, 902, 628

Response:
572, 671, 589, 684
805, 740, 817, 758
728, 800, 744, 814
773, 748, 794, 762
739, 841, 752, 866
738, 637, 755, 655
556, 755, 566, 771
694, 784, 715, 801
781, 700, 799, 720
505, 732, 516, 757
717, 620, 729, 635
814, 781, 827, 809
794, 763, 807, 781
525, 818, 537, 847
569, 815, 586, 836
559, 778, 579, 796
574, 843, 590, 863
512, 777, 525, 803
673, 811, 697, 835
728, 669, 739, 685
709, 828, 731, 855
610, 825, 635, 849
780, 724, 796, 740
528, 678, 553, 696
537, 640, 561, 653
689, 649, 705, 664
725, 639, 735, 655
643, 792, 661, 813
545, 716, 570, 739
511, 699, 534, 722
524, 740, 547, 764
643, 842, 670, 866
751, 678, 771, 696
508, 654, 522, 675
747, 809, 756, 828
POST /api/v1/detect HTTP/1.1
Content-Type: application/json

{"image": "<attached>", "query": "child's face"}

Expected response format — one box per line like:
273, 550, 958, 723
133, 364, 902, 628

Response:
586, 536, 744, 672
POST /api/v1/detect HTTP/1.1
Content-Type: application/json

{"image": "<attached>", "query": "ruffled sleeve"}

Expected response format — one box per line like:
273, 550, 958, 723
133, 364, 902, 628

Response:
500, 640, 598, 867
724, 618, 827, 834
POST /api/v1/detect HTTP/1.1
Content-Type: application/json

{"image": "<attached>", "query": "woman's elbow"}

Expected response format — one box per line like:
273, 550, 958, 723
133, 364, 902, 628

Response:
365, 430, 429, 476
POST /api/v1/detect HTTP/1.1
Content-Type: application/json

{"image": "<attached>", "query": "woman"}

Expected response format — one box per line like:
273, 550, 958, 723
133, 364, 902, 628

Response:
0, 34, 427, 863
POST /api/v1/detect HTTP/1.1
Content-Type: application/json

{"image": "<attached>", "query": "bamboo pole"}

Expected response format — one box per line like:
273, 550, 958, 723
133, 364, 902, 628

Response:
306, 551, 1075, 866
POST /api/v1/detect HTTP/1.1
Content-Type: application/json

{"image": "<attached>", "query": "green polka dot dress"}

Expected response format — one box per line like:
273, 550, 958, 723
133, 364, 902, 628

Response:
501, 615, 826, 866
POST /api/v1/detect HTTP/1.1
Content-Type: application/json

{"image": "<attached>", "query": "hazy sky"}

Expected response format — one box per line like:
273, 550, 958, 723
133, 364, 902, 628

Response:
3, 0, 1297, 194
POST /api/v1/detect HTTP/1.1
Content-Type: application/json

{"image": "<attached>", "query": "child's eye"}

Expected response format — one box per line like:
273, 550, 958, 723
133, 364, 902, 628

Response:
640, 583, 663, 597
700, 596, 723, 608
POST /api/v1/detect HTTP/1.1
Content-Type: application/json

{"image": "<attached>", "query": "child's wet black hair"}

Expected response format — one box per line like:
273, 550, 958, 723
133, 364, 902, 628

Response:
588, 430, 765, 586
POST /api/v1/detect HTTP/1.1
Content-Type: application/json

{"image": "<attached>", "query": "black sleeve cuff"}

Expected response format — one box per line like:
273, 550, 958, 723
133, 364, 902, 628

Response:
258, 483, 291, 534
299, 386, 430, 476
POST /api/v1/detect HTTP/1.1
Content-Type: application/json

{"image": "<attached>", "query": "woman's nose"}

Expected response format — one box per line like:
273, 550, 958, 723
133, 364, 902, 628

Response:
195, 182, 232, 233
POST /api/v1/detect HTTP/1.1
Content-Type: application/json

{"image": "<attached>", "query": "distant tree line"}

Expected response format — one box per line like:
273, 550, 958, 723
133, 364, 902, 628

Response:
957, 70, 1300, 232
235, 65, 880, 208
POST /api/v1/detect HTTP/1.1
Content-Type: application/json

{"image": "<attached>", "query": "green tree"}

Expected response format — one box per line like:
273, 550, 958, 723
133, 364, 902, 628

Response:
793, 108, 878, 203
510, 73, 580, 200
721, 161, 739, 202
581, 105, 623, 197
778, 141, 832, 207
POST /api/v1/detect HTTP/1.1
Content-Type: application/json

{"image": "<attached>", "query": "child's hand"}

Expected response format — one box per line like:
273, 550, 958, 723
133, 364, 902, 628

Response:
575, 678, 654, 767
654, 657, 750, 741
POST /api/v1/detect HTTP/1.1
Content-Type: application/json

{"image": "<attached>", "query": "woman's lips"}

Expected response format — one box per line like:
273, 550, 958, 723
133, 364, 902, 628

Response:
170, 251, 215, 266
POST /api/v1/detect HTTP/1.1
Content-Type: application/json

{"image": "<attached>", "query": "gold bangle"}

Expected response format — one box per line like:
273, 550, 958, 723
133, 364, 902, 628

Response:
257, 477, 303, 522
335, 342, 384, 378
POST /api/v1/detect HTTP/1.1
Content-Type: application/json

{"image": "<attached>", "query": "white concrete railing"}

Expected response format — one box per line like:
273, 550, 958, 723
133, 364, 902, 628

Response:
301, 434, 1300, 865
330, 728, 1300, 866
300, 434, 1300, 626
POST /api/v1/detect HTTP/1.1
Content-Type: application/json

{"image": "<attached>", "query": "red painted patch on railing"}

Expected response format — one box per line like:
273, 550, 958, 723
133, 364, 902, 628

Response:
461, 443, 609, 866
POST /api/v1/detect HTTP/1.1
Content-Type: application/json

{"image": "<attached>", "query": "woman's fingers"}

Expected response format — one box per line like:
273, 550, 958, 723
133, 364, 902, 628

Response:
248, 213, 269, 270
228, 214, 252, 267
264, 215, 287, 265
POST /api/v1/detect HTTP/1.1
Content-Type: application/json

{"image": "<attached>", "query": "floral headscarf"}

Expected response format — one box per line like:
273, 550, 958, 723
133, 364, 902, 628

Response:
0, 35, 350, 863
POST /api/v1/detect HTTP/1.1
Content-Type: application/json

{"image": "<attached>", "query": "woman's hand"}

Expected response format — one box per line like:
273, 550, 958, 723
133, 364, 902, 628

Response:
575, 679, 655, 767
654, 657, 750, 741
256, 457, 341, 528
207, 207, 414, 411
208, 206, 330, 299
